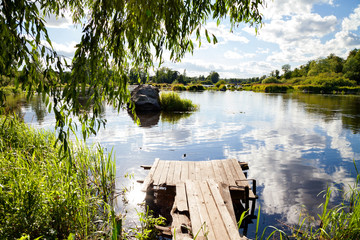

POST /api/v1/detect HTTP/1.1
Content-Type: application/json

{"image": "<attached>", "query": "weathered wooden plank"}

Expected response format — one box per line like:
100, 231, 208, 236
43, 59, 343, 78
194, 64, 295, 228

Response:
176, 182, 188, 212
153, 160, 166, 186
211, 160, 223, 183
222, 159, 236, 186
181, 161, 189, 182
195, 161, 202, 181
214, 160, 230, 186
173, 161, 182, 184
230, 159, 247, 187
159, 160, 171, 185
193, 181, 216, 240
142, 158, 159, 192
171, 198, 192, 240
207, 179, 242, 240
205, 161, 216, 180
166, 161, 176, 186
199, 180, 229, 240
188, 161, 196, 180
185, 180, 206, 238
219, 182, 237, 226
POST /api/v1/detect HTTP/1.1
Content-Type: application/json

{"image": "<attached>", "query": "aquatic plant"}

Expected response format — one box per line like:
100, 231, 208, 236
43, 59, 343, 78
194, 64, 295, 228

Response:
160, 92, 198, 112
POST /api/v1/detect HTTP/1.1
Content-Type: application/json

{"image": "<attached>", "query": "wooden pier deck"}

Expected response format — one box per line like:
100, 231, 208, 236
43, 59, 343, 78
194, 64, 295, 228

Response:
141, 159, 257, 239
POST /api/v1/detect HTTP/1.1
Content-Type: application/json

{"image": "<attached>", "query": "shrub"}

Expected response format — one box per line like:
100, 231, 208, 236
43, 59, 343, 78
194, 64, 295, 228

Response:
160, 92, 198, 111
262, 77, 280, 84
186, 84, 205, 91
171, 84, 186, 91
215, 80, 227, 88
218, 84, 227, 91
252, 84, 293, 93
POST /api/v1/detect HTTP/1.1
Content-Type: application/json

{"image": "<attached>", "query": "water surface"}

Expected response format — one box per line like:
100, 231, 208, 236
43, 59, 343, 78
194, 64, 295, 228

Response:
18, 91, 360, 237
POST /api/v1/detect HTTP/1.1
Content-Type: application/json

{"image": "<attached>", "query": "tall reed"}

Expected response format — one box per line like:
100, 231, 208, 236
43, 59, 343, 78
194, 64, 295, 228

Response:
0, 116, 117, 239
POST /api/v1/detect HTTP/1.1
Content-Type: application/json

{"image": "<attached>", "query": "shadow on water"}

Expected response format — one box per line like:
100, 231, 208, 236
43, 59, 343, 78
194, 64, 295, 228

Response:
128, 110, 194, 127
3, 94, 48, 123
286, 93, 360, 133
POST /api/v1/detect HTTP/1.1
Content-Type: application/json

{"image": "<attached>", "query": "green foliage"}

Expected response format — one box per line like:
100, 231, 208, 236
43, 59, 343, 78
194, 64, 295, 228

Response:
344, 49, 360, 84
218, 84, 227, 91
261, 77, 280, 84
215, 80, 227, 88
207, 71, 220, 83
186, 84, 206, 91
171, 84, 187, 91
160, 92, 198, 112
131, 207, 166, 240
252, 84, 293, 93
200, 79, 213, 85
0, 116, 116, 239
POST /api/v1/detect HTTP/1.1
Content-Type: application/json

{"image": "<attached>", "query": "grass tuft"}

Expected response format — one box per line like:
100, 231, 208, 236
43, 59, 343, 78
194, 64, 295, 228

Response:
160, 92, 198, 112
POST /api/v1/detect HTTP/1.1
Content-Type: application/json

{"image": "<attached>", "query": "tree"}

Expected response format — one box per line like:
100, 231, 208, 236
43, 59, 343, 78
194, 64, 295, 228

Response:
207, 71, 220, 83
343, 49, 360, 84
282, 64, 291, 74
1, 0, 265, 147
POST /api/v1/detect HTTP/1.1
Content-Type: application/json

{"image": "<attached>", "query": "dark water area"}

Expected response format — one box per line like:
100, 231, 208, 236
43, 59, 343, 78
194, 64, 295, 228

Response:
12, 91, 360, 238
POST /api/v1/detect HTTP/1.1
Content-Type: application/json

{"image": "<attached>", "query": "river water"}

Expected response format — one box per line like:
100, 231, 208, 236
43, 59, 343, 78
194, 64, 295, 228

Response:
15, 90, 360, 238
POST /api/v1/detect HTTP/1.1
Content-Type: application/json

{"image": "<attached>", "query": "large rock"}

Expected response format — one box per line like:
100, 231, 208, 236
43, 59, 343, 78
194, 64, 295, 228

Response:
130, 84, 161, 112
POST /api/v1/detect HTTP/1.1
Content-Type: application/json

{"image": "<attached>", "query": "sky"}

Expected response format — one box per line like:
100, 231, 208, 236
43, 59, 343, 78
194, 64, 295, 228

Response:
45, 0, 360, 79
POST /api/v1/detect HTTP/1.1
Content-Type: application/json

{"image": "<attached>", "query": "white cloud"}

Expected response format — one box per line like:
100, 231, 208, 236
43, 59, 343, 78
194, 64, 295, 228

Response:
41, 40, 77, 57
262, 0, 334, 20
44, 12, 74, 29
224, 50, 255, 60
342, 4, 360, 32
251, 13, 337, 43
205, 22, 249, 44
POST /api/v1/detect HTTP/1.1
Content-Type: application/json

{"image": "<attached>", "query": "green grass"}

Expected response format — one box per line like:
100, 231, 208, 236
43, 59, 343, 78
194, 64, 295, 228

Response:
291, 162, 360, 239
0, 116, 117, 239
160, 92, 198, 112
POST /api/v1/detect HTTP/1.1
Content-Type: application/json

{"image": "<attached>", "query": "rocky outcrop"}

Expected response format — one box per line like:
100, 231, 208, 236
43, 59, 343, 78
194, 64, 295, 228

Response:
130, 84, 161, 112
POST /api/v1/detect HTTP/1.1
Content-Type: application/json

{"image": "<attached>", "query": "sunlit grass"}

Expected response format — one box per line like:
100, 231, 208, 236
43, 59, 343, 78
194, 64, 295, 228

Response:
0, 116, 117, 239
160, 92, 198, 112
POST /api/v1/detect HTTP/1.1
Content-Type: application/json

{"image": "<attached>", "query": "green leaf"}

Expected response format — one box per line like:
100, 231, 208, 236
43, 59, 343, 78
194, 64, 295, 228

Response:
205, 29, 211, 43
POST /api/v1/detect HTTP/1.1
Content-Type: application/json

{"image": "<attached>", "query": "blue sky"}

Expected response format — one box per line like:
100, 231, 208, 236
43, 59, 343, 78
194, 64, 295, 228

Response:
45, 0, 360, 79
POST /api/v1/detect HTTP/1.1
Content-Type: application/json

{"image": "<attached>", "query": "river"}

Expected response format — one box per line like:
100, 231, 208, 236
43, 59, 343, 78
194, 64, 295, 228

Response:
13, 90, 360, 238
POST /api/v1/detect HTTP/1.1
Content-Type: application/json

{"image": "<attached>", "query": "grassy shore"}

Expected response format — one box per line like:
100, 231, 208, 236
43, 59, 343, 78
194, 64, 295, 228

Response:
0, 116, 117, 239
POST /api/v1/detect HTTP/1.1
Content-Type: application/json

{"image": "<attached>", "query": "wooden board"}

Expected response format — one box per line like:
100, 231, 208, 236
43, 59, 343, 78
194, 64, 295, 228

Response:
176, 182, 188, 212
141, 158, 159, 191
185, 180, 243, 240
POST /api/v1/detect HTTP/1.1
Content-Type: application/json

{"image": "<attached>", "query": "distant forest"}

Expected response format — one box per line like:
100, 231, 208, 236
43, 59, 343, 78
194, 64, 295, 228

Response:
128, 48, 360, 86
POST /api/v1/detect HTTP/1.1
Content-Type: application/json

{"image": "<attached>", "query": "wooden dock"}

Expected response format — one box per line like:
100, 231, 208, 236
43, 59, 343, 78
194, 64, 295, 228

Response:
141, 159, 257, 239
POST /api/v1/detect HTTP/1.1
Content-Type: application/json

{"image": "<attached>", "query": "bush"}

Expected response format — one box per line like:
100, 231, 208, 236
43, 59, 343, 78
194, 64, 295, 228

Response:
252, 84, 293, 93
215, 80, 227, 88
262, 77, 280, 84
218, 84, 227, 91
186, 84, 205, 91
160, 92, 198, 111
171, 84, 186, 91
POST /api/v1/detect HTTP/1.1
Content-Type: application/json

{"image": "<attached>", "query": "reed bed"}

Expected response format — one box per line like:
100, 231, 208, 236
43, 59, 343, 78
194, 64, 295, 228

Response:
0, 116, 116, 239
